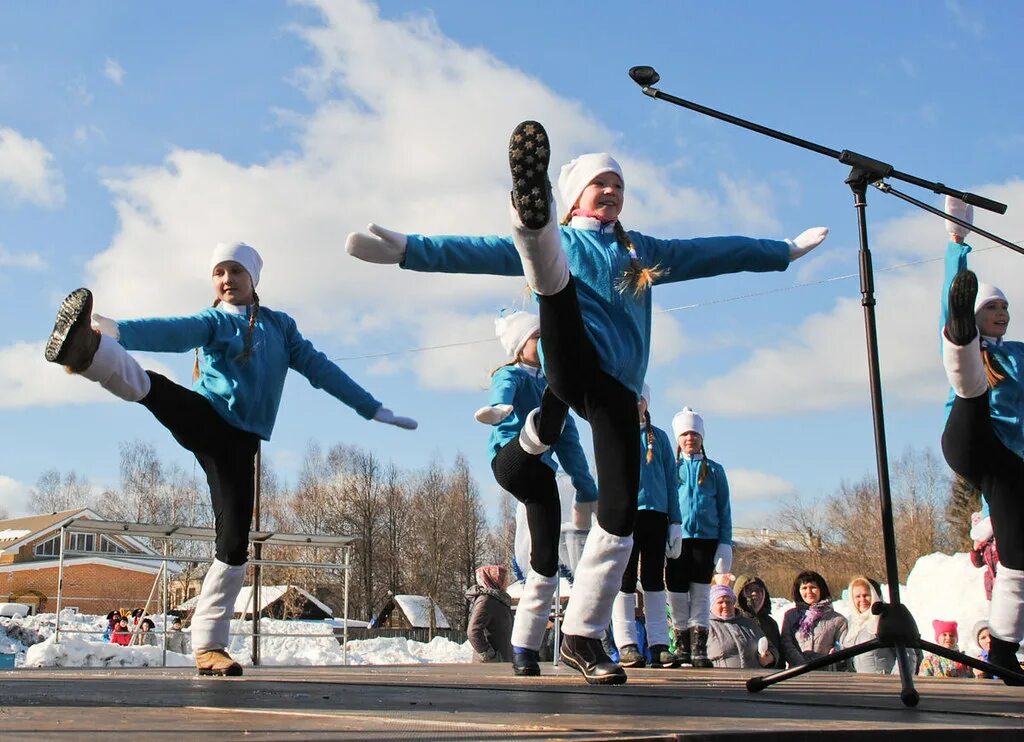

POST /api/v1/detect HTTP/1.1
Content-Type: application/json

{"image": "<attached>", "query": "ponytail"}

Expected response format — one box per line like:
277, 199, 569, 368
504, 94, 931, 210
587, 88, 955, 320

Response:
193, 298, 221, 382
698, 444, 710, 486
983, 346, 1007, 388
644, 410, 655, 463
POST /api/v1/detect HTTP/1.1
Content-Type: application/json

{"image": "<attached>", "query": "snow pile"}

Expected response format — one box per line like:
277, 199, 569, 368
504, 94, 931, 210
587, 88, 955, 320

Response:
25, 635, 194, 668
345, 635, 473, 665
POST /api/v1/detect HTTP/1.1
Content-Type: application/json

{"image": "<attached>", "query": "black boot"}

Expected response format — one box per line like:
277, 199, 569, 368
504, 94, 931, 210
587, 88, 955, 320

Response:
945, 270, 979, 346
690, 625, 712, 668
560, 634, 627, 685
45, 288, 100, 372
649, 644, 677, 669
988, 636, 1024, 686
512, 647, 541, 677
672, 628, 691, 665
509, 120, 551, 230
618, 643, 646, 668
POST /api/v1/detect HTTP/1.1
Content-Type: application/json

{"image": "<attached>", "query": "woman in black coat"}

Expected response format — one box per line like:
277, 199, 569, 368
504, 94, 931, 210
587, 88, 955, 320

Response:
466, 565, 514, 662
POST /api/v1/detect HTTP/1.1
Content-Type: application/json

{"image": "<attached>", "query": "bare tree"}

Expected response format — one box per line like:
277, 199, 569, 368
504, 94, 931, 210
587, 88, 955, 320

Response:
30, 468, 94, 514
945, 475, 982, 552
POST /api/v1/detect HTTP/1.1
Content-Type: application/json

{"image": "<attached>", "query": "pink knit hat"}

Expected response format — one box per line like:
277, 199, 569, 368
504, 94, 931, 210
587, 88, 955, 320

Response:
932, 619, 958, 641
710, 584, 736, 605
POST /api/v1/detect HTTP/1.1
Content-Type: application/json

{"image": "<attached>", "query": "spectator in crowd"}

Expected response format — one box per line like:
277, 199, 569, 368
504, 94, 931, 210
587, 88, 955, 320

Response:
781, 570, 847, 670
138, 617, 159, 647
167, 616, 190, 655
920, 619, 972, 678
110, 615, 132, 646
971, 620, 995, 679
466, 565, 513, 663
102, 610, 121, 642
841, 576, 896, 674
706, 584, 777, 669
733, 575, 783, 669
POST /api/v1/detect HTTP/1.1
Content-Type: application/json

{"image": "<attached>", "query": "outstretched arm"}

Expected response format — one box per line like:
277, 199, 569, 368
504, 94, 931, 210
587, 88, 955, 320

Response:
116, 311, 220, 353
347, 223, 525, 276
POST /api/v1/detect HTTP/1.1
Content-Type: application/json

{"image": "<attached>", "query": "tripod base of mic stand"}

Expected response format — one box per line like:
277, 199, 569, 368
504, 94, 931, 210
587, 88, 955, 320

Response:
746, 602, 1024, 707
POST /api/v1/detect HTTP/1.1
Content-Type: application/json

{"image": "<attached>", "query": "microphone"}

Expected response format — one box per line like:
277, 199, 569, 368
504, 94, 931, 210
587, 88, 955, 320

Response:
628, 66, 660, 87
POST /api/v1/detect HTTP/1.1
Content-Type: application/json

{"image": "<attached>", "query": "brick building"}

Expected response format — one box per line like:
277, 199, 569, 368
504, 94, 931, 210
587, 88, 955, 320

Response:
0, 509, 161, 615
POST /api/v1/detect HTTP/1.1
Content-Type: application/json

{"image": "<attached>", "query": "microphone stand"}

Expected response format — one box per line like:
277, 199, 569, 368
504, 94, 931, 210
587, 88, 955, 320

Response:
627, 66, 1024, 706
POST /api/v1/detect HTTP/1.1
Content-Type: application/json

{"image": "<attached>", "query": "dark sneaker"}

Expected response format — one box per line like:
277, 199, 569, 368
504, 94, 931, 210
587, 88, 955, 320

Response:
195, 649, 243, 677
649, 644, 677, 668
560, 634, 626, 685
45, 288, 99, 372
512, 647, 541, 677
945, 270, 979, 346
988, 636, 1024, 686
672, 628, 691, 665
509, 120, 551, 230
689, 625, 713, 669
618, 643, 646, 668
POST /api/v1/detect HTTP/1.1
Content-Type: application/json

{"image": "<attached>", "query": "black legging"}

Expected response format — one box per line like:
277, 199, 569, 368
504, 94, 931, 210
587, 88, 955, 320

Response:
620, 510, 668, 593
534, 277, 640, 537
665, 538, 718, 592
942, 392, 1024, 570
140, 372, 260, 565
491, 440, 561, 577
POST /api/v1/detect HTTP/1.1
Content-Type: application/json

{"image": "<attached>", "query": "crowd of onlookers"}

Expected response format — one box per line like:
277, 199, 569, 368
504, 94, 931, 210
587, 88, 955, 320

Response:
101, 608, 189, 654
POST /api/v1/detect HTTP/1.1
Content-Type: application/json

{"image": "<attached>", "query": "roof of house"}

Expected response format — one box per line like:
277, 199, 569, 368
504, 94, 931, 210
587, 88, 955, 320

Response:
176, 585, 335, 616
0, 509, 90, 551
392, 594, 450, 629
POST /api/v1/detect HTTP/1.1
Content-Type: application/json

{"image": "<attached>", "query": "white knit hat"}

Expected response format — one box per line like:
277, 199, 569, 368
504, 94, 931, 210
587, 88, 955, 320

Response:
558, 153, 624, 212
495, 311, 540, 359
975, 283, 1007, 313
672, 407, 705, 441
210, 242, 263, 287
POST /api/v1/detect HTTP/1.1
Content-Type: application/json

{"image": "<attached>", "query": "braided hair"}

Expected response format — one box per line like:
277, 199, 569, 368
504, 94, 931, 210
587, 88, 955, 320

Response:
643, 409, 656, 464
558, 215, 665, 295
982, 343, 1007, 388
192, 291, 260, 382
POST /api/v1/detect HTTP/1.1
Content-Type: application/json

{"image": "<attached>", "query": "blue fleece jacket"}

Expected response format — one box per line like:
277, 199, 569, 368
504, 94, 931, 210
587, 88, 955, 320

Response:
941, 241, 1024, 460
402, 218, 790, 397
638, 424, 681, 522
486, 363, 597, 502
676, 455, 732, 544
116, 305, 382, 440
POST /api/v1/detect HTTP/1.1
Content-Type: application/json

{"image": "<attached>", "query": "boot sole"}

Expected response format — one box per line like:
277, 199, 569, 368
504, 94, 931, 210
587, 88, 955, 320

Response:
197, 665, 243, 677
509, 120, 551, 230
946, 270, 979, 346
513, 665, 541, 677
619, 658, 646, 668
45, 288, 92, 364
559, 648, 627, 685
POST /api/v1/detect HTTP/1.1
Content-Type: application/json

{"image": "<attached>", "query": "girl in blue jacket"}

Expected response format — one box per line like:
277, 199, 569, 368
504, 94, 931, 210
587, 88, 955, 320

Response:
475, 310, 597, 677
44, 241, 416, 677
611, 384, 681, 669
940, 197, 1024, 683
346, 120, 827, 683
666, 407, 732, 669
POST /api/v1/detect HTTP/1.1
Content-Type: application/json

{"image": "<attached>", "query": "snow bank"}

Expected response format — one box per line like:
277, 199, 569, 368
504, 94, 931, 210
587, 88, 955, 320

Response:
24, 635, 194, 668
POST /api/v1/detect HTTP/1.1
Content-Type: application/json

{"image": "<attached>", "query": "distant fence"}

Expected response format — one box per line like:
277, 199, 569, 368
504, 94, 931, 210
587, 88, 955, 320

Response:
338, 627, 468, 645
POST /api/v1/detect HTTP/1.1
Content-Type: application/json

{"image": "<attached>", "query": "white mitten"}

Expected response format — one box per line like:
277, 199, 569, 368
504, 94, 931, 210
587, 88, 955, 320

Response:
970, 515, 994, 544
665, 523, 683, 559
572, 500, 596, 530
714, 543, 733, 574
474, 404, 514, 425
345, 223, 408, 264
91, 313, 120, 340
944, 195, 974, 241
757, 636, 769, 656
372, 407, 418, 430
787, 227, 829, 261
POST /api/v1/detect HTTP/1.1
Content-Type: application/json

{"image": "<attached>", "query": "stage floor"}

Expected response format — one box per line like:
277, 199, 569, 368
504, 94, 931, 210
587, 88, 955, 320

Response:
2, 663, 1022, 740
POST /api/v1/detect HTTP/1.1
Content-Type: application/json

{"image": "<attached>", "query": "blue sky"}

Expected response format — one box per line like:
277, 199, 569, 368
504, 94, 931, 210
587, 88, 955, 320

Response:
2, 0, 1023, 524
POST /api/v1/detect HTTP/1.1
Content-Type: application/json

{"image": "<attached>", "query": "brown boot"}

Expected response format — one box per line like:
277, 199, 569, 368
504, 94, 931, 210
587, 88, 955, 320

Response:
45, 288, 100, 372
195, 649, 243, 677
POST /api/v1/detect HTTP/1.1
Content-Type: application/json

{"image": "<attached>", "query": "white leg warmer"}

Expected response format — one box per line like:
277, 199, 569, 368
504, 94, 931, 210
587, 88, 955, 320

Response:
643, 590, 670, 647
190, 559, 246, 652
561, 523, 633, 639
688, 582, 712, 628
511, 571, 558, 651
611, 592, 639, 648
80, 334, 151, 401
989, 565, 1024, 644
518, 408, 550, 455
667, 591, 690, 631
509, 198, 569, 296
942, 335, 988, 399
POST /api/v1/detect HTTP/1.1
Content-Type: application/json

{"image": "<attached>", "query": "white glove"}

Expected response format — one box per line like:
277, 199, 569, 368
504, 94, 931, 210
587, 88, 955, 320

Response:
757, 636, 769, 657
970, 515, 994, 544
372, 407, 418, 430
474, 404, 513, 425
714, 543, 733, 574
665, 523, 683, 559
787, 227, 829, 261
345, 223, 408, 264
91, 313, 120, 339
572, 500, 596, 530
944, 195, 973, 241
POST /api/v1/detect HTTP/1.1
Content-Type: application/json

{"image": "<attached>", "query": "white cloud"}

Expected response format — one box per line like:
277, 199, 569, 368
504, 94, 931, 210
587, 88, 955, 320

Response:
0, 475, 33, 518
104, 58, 125, 85
669, 179, 1024, 416
728, 468, 797, 504
0, 127, 65, 207
0, 244, 46, 270
650, 304, 687, 367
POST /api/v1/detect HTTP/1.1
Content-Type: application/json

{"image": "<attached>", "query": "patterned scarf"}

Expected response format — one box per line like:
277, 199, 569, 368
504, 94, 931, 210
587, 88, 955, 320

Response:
797, 599, 832, 641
